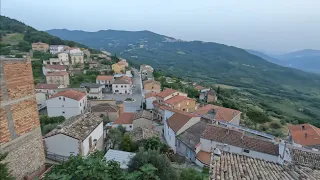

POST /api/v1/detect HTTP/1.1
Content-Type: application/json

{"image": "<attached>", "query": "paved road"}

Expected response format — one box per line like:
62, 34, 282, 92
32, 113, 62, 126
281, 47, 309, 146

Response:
103, 68, 143, 112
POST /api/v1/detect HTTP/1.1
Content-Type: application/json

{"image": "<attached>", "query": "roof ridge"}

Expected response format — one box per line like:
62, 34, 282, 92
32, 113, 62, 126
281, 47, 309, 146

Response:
310, 124, 320, 136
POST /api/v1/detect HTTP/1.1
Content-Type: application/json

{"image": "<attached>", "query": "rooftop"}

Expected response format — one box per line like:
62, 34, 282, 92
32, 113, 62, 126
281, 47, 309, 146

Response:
44, 113, 103, 140
288, 123, 320, 147
195, 104, 241, 122
134, 110, 152, 120
202, 124, 279, 156
194, 85, 205, 90
35, 83, 58, 90
96, 75, 113, 81
129, 126, 161, 142
91, 103, 118, 113
113, 113, 135, 125
167, 112, 197, 133
165, 95, 192, 105
80, 82, 102, 88
156, 88, 178, 98
113, 79, 130, 84
49, 90, 86, 101
143, 79, 161, 86
209, 152, 320, 180
289, 146, 320, 168
104, 149, 135, 169
46, 71, 69, 76
45, 65, 67, 70
177, 119, 210, 149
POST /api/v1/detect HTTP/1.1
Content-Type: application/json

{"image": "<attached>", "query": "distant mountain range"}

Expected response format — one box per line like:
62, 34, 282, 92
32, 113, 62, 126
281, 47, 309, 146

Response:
246, 49, 320, 74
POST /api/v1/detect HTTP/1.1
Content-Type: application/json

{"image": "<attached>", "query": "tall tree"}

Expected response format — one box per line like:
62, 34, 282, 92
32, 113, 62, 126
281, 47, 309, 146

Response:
0, 153, 14, 180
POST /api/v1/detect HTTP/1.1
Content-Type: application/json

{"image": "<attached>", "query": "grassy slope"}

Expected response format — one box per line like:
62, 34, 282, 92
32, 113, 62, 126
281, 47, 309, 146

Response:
1, 33, 24, 45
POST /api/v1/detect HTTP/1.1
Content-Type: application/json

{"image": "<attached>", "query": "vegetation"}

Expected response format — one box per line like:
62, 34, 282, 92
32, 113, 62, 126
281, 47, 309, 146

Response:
0, 153, 14, 180
40, 115, 65, 135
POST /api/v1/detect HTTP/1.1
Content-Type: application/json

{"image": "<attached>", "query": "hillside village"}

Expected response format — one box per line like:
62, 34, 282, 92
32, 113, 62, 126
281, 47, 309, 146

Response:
1, 38, 320, 179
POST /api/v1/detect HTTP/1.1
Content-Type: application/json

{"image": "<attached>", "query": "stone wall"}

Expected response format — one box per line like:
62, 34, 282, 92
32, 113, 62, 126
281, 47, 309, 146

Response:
1, 127, 45, 180
0, 58, 45, 179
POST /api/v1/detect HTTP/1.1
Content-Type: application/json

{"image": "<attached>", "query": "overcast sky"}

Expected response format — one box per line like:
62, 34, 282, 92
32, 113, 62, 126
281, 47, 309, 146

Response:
2, 0, 320, 54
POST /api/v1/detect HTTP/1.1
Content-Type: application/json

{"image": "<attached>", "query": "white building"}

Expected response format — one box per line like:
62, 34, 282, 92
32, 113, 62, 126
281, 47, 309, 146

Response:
144, 92, 157, 109
164, 112, 201, 152
69, 48, 82, 54
112, 79, 132, 94
35, 83, 60, 96
57, 52, 69, 65
43, 113, 104, 158
50, 45, 65, 54
112, 112, 135, 131
80, 83, 103, 99
46, 90, 87, 119
96, 75, 114, 88
195, 124, 280, 167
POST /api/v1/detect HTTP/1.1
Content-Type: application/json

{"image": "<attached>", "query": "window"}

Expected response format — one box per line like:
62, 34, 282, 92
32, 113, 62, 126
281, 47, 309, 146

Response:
81, 110, 82, 113
129, 125, 132, 128
243, 149, 250, 153
63, 97, 65, 101
121, 85, 123, 88
301, 125, 305, 130
59, 97, 61, 100
80, 103, 82, 106
116, 85, 118, 88
187, 101, 189, 105
62, 111, 65, 114
124, 85, 127, 88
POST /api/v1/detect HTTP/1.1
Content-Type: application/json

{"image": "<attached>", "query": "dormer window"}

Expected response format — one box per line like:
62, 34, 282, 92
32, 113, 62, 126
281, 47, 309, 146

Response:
301, 125, 305, 130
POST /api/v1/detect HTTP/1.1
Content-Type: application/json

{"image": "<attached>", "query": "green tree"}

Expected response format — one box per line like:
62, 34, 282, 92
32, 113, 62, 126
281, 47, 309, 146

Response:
179, 168, 204, 180
120, 134, 133, 152
126, 164, 160, 180
0, 153, 14, 180
128, 149, 178, 180
247, 109, 271, 128
17, 41, 31, 51
44, 151, 120, 180
142, 137, 169, 154
108, 127, 123, 149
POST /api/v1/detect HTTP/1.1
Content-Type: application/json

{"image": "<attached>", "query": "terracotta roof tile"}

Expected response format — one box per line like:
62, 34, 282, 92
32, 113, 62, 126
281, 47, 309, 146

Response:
96, 75, 113, 81
195, 104, 241, 122
289, 146, 320, 168
167, 112, 196, 132
49, 90, 86, 101
46, 71, 69, 76
45, 65, 67, 70
91, 103, 118, 113
210, 152, 320, 179
143, 80, 161, 86
165, 95, 192, 105
202, 124, 279, 156
35, 83, 58, 89
196, 151, 211, 165
156, 88, 178, 98
113, 113, 135, 124
288, 123, 320, 147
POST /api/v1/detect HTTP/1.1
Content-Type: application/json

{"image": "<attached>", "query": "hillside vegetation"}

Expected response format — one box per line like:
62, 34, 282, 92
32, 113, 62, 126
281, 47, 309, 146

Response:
48, 29, 320, 129
0, 16, 99, 56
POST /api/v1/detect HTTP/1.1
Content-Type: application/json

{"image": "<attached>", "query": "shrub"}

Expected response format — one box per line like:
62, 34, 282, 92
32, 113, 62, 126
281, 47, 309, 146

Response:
269, 121, 282, 129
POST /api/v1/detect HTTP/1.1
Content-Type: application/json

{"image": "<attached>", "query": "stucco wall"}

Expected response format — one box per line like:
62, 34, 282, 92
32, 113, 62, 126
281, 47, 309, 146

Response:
229, 113, 241, 126
46, 96, 86, 119
176, 139, 196, 162
164, 120, 176, 152
146, 97, 156, 109
82, 122, 104, 156
200, 138, 279, 163
44, 133, 79, 156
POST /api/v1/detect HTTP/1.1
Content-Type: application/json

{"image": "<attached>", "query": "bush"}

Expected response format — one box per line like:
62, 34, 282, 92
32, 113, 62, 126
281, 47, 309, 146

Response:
269, 121, 282, 129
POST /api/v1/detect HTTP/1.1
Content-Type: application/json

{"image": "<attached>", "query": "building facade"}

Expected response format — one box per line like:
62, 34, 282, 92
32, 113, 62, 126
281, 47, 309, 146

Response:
112, 79, 132, 94
70, 53, 84, 64
42, 65, 67, 75
32, 42, 49, 52
96, 75, 114, 88
49, 45, 65, 54
57, 52, 70, 65
80, 83, 103, 99
46, 90, 87, 119
46, 71, 70, 86
143, 80, 161, 94
0, 57, 45, 179
112, 63, 126, 74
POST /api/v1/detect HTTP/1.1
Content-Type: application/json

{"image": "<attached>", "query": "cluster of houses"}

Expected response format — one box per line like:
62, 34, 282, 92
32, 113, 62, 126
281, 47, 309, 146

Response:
36, 57, 319, 177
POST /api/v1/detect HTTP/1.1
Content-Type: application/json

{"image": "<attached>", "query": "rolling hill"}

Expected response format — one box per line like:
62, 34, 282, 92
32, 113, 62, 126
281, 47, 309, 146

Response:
48, 29, 320, 127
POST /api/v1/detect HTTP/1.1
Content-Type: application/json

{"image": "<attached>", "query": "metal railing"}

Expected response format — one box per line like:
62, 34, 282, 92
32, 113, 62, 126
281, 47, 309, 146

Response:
46, 151, 70, 162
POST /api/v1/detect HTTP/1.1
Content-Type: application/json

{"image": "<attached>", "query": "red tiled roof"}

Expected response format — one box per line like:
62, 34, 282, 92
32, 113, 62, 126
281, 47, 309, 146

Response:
167, 112, 195, 132
113, 113, 135, 125
195, 104, 241, 122
45, 65, 67, 70
194, 85, 205, 90
202, 124, 279, 156
35, 83, 58, 89
165, 95, 191, 105
145, 92, 157, 99
156, 88, 178, 98
96, 75, 113, 81
288, 123, 320, 147
143, 80, 161, 86
196, 151, 211, 166
49, 90, 86, 101
46, 71, 69, 76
